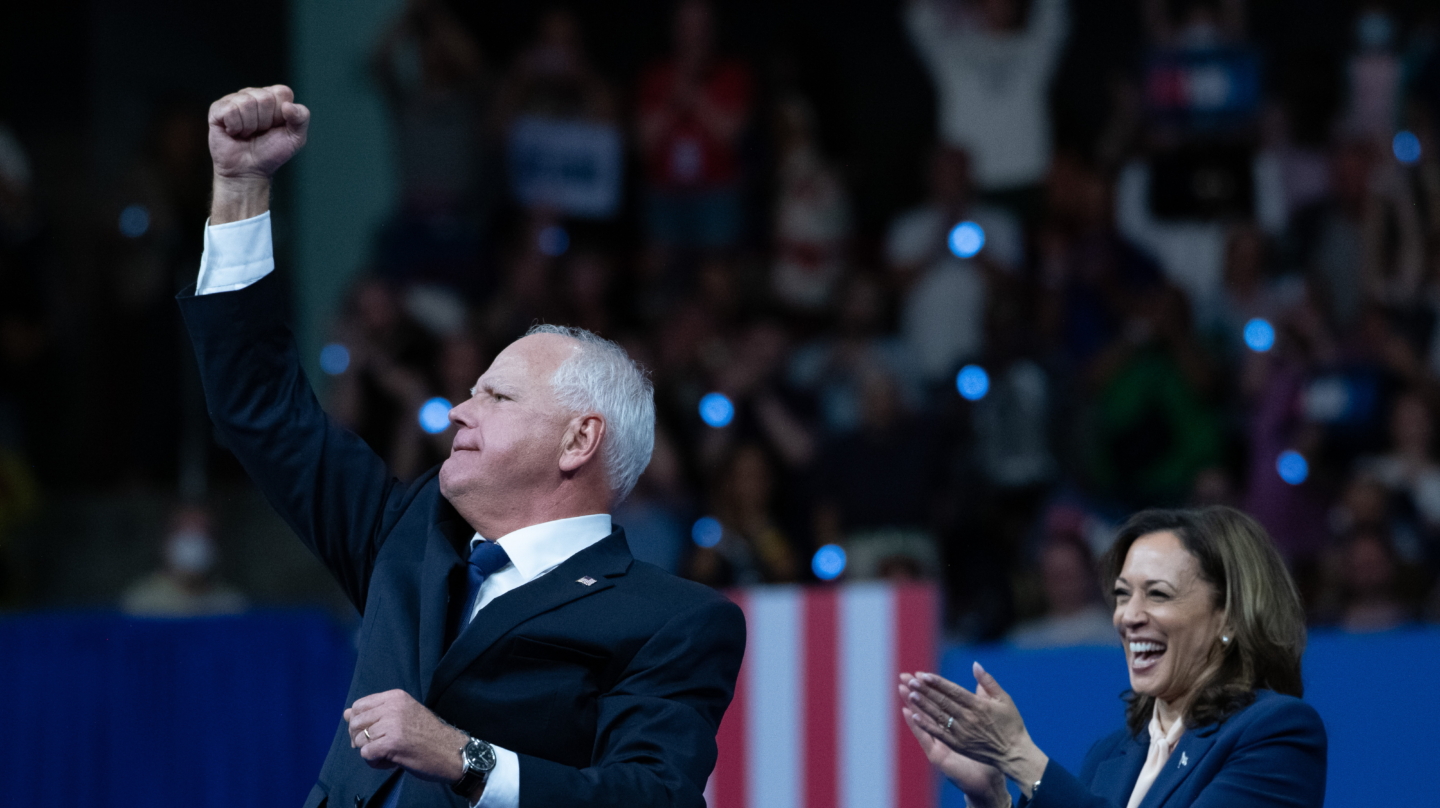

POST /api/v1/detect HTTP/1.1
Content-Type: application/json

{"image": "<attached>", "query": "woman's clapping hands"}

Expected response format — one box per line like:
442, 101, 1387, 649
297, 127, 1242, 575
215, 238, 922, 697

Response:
898, 662, 1048, 803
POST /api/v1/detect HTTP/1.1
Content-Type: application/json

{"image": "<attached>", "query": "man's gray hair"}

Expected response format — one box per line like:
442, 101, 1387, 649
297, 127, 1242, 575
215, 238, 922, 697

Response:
526, 324, 655, 503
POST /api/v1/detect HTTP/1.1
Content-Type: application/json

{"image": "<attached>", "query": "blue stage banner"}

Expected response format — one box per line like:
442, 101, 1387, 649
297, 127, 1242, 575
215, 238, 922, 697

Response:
2, 610, 355, 808
941, 627, 1440, 808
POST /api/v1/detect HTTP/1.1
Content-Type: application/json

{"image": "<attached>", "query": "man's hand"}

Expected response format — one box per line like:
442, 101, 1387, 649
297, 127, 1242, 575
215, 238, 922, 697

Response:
344, 689, 470, 786
206, 85, 310, 223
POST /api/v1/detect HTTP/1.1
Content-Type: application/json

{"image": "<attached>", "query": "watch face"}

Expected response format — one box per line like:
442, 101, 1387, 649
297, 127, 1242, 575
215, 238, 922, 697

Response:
465, 738, 496, 773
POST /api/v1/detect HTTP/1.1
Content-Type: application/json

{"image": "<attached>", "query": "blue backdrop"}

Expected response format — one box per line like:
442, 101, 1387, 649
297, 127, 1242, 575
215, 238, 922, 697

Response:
2, 611, 355, 807
941, 628, 1440, 808
5, 612, 1436, 806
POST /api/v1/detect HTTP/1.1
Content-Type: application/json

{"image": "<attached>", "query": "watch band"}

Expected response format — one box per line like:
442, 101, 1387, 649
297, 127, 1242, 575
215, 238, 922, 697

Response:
451, 737, 495, 798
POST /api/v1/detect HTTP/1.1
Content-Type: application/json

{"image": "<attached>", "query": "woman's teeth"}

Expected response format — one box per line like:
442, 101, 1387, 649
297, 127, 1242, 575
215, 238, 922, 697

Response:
1129, 641, 1165, 670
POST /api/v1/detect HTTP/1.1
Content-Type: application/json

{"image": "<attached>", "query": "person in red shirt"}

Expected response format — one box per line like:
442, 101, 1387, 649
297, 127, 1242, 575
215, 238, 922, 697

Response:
637, 0, 752, 250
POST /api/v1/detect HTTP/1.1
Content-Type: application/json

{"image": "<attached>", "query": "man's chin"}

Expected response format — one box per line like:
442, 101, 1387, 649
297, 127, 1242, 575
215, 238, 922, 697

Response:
438, 458, 462, 499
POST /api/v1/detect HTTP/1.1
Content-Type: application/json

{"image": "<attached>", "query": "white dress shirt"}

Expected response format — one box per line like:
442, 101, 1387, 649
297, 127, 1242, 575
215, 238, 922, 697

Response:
196, 214, 614, 807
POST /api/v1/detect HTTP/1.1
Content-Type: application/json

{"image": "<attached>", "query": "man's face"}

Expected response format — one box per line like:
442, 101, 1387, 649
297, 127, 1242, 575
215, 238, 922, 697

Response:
439, 334, 576, 521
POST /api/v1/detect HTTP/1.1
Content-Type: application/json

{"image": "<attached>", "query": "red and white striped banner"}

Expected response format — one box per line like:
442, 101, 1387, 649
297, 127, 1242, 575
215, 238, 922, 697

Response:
706, 583, 939, 808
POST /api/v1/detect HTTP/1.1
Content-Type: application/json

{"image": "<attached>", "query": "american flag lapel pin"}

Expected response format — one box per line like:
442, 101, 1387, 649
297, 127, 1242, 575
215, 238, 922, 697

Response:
578, 576, 597, 586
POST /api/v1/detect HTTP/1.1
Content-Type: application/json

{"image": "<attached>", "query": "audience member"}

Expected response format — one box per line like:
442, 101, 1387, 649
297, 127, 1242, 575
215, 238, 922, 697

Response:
788, 273, 920, 435
770, 95, 851, 312
372, 0, 493, 294
1008, 531, 1117, 648
1325, 524, 1416, 632
813, 366, 943, 579
637, 0, 753, 251
120, 505, 248, 616
886, 146, 1024, 386
903, 0, 1069, 218
690, 443, 801, 586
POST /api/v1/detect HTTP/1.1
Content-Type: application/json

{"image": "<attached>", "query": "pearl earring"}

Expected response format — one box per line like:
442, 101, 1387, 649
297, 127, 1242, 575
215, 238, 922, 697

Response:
1221, 635, 1230, 644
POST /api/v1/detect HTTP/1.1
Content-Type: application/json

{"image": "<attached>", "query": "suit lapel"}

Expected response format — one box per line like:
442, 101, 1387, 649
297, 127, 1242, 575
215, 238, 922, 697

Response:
1140, 727, 1219, 808
416, 500, 469, 702
1094, 734, 1149, 805
425, 529, 634, 708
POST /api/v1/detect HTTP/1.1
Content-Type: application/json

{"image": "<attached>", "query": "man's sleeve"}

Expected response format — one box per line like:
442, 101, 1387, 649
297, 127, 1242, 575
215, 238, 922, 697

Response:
515, 597, 746, 808
196, 213, 275, 295
177, 246, 415, 610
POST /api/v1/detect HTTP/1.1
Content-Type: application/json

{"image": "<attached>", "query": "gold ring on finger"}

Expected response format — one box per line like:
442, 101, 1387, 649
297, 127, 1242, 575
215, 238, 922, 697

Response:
363, 728, 372, 741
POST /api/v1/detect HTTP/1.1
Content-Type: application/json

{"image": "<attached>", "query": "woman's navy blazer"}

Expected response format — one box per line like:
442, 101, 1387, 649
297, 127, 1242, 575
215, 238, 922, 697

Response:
1024, 690, 1326, 808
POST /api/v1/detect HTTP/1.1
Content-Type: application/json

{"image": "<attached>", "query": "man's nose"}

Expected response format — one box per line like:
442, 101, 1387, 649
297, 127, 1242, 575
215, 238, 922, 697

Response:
449, 400, 472, 428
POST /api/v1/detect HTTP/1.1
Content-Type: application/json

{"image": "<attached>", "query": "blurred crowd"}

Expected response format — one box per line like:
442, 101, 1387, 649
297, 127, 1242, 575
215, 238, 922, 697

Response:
5, 0, 1440, 643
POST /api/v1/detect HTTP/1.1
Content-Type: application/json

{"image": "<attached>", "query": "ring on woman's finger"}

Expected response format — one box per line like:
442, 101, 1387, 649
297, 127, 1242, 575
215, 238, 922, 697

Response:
945, 715, 954, 731
363, 728, 372, 742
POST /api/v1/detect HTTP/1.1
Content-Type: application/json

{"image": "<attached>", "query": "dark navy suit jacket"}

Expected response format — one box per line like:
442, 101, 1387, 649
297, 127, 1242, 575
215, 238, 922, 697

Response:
1025, 690, 1326, 808
179, 276, 746, 808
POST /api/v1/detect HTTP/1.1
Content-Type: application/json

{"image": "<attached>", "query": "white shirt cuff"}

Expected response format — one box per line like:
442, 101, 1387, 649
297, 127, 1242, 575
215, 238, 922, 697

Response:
195, 212, 275, 295
474, 744, 519, 808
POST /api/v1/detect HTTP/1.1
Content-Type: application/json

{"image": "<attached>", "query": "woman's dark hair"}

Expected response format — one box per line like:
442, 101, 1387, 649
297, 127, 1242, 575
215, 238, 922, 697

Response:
1100, 506, 1306, 735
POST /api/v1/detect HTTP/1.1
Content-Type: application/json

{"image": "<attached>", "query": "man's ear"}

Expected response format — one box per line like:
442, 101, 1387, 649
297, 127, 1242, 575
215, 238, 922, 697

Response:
559, 413, 606, 474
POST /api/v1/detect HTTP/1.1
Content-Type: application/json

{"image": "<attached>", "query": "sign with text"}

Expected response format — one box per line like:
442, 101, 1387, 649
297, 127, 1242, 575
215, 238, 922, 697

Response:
508, 115, 623, 219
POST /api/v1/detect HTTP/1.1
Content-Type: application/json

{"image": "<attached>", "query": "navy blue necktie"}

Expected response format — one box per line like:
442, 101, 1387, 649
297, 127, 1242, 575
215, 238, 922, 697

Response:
463, 540, 512, 623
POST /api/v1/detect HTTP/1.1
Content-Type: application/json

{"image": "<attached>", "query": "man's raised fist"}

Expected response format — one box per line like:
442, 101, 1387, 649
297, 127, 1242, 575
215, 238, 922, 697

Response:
208, 85, 310, 180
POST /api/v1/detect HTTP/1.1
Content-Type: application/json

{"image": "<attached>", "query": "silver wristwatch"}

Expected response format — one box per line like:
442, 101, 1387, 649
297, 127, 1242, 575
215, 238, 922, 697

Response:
451, 736, 496, 798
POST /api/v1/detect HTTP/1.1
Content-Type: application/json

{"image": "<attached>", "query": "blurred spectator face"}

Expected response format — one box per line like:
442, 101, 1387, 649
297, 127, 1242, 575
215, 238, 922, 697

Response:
1222, 226, 1264, 296
838, 274, 884, 336
1390, 393, 1433, 455
534, 10, 584, 74
439, 333, 579, 509
726, 444, 773, 512
978, 0, 1023, 32
1175, 1, 1224, 48
1045, 154, 1110, 230
674, 0, 715, 66
775, 97, 816, 156
1340, 476, 1390, 527
565, 252, 613, 312
355, 279, 401, 334
1040, 539, 1097, 615
1331, 139, 1376, 212
164, 507, 217, 582
1344, 530, 1398, 598
859, 368, 901, 431
1190, 467, 1235, 506
930, 146, 973, 205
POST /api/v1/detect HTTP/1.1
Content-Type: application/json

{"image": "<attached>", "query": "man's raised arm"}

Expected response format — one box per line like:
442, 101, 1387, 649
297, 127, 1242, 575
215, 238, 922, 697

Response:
207, 85, 309, 224
180, 86, 412, 610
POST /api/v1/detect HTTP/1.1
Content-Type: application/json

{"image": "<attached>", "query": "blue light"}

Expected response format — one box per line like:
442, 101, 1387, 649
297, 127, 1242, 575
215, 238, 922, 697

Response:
119, 204, 150, 238
1393, 131, 1422, 165
812, 544, 847, 581
948, 221, 986, 259
1276, 450, 1309, 485
956, 365, 990, 401
691, 516, 723, 548
1243, 318, 1275, 352
319, 343, 351, 375
699, 392, 735, 428
538, 225, 570, 257
418, 397, 453, 434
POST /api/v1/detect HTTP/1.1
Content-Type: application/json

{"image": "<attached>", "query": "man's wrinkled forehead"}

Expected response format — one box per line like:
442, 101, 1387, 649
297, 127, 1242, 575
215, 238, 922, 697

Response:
483, 333, 578, 391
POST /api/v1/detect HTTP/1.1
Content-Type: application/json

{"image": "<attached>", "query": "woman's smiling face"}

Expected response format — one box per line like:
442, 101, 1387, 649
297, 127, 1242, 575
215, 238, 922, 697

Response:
1113, 531, 1228, 707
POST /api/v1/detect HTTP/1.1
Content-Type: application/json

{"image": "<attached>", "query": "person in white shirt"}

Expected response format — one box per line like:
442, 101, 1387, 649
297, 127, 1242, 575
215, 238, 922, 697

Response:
903, 0, 1069, 195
